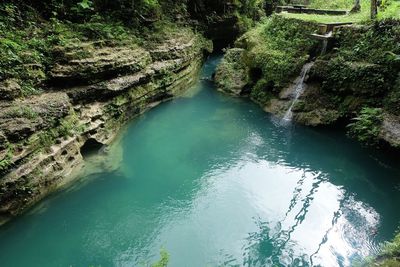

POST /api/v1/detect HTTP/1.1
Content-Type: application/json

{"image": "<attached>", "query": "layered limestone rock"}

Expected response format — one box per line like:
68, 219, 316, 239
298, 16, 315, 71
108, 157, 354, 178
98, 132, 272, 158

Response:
0, 30, 211, 225
50, 44, 152, 85
380, 113, 400, 148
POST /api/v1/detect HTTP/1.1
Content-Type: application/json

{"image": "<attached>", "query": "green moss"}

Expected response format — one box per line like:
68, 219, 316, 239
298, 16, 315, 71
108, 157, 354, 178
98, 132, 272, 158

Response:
0, 144, 14, 173
313, 58, 392, 96
334, 20, 400, 64
215, 48, 249, 94
151, 248, 170, 267
308, 0, 354, 9
384, 74, 400, 115
30, 111, 85, 151
304, 20, 399, 121
0, 3, 145, 97
238, 16, 317, 90
281, 0, 399, 23
250, 78, 274, 104
365, 231, 400, 266
4, 106, 39, 120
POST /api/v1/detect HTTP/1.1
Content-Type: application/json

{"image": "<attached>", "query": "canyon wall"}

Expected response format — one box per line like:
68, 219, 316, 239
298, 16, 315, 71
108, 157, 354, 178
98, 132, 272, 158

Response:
0, 26, 211, 225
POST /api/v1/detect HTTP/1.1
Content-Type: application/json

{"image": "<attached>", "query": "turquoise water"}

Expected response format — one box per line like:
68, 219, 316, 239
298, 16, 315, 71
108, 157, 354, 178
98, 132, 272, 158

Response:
1, 56, 400, 267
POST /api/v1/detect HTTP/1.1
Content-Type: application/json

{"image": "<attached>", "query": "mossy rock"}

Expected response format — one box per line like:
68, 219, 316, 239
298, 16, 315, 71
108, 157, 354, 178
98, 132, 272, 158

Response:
0, 79, 22, 100
310, 59, 392, 97
384, 73, 400, 115
215, 48, 249, 96
294, 109, 340, 126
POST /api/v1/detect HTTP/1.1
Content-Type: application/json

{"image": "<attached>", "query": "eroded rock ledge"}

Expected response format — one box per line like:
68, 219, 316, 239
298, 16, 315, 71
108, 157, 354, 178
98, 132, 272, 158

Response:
0, 30, 212, 225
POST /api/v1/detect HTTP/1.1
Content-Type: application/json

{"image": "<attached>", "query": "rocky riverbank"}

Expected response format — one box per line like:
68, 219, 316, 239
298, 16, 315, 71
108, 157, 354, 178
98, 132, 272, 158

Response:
0, 25, 211, 225
215, 16, 400, 149
0, 0, 269, 226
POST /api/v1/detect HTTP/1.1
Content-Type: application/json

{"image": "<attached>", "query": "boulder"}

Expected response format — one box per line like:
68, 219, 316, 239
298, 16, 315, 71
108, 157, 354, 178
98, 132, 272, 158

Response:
380, 113, 400, 148
0, 79, 22, 100
294, 109, 340, 126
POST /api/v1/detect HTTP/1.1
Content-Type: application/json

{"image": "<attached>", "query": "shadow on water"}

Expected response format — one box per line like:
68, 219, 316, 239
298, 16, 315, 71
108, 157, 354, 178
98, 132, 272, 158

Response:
0, 55, 399, 267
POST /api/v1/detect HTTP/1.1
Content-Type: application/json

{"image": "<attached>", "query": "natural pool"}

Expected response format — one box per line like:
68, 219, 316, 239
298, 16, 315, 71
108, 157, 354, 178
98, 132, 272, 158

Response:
0, 56, 400, 267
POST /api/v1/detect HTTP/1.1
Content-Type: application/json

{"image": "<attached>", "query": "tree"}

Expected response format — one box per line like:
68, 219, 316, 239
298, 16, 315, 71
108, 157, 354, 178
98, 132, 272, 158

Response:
371, 0, 378, 19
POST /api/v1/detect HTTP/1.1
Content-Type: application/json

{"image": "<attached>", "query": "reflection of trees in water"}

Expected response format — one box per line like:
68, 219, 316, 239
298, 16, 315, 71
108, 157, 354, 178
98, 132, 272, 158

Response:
241, 171, 353, 266
271, 172, 325, 260
309, 195, 346, 265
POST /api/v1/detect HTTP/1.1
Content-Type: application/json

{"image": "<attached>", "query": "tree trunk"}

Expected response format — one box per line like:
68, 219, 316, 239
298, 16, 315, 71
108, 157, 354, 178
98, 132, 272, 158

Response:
371, 0, 378, 19
350, 0, 361, 13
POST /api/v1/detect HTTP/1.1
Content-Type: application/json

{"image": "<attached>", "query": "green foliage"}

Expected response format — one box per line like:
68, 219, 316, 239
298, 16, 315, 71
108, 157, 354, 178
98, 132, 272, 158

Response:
0, 19, 46, 95
314, 57, 391, 96
215, 48, 250, 94
378, 0, 400, 20
5, 106, 39, 120
381, 231, 400, 259
363, 231, 400, 266
239, 16, 316, 90
308, 0, 354, 9
282, 0, 399, 23
384, 74, 400, 115
70, 0, 95, 21
235, 0, 266, 32
335, 20, 400, 64
0, 2, 143, 96
35, 113, 85, 150
307, 20, 399, 118
77, 0, 94, 10
151, 249, 170, 267
0, 144, 14, 173
250, 78, 274, 103
347, 107, 383, 145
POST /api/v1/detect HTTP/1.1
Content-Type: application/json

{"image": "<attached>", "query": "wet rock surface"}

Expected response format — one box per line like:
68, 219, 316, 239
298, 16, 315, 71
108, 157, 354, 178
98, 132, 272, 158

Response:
380, 113, 400, 148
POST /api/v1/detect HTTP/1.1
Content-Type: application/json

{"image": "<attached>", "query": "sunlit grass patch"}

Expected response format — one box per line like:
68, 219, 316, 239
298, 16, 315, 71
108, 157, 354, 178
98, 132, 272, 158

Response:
279, 0, 399, 24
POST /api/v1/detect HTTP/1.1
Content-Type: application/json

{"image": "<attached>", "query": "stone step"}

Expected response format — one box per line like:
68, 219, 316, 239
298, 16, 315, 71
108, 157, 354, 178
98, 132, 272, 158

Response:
318, 22, 353, 34
310, 33, 332, 40
276, 6, 348, 15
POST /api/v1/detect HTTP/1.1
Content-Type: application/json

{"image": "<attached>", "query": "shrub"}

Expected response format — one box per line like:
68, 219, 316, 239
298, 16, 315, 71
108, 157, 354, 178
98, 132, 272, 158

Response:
384, 74, 400, 115
151, 249, 170, 267
239, 16, 317, 90
347, 107, 383, 145
0, 144, 14, 173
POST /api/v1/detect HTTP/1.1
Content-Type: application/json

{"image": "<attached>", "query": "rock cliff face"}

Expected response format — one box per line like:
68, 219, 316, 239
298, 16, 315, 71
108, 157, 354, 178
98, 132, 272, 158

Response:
0, 30, 211, 225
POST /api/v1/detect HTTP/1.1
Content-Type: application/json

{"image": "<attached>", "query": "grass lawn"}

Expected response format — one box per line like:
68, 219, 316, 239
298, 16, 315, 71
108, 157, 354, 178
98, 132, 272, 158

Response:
279, 0, 400, 24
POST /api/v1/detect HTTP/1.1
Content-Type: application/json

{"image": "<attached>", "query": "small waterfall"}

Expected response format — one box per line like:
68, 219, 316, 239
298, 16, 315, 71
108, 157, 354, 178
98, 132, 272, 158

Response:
282, 62, 314, 122
320, 31, 332, 55
321, 39, 328, 55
